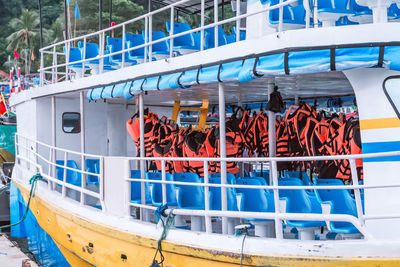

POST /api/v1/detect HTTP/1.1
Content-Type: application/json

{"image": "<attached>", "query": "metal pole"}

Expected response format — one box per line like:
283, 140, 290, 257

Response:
200, 0, 205, 51
64, 0, 68, 40
99, 0, 103, 31
51, 96, 56, 190
139, 93, 146, 220
38, 0, 43, 48
268, 78, 283, 239
204, 161, 212, 233
218, 82, 228, 234
109, 0, 112, 26
161, 160, 167, 204
80, 91, 86, 205
214, 0, 218, 47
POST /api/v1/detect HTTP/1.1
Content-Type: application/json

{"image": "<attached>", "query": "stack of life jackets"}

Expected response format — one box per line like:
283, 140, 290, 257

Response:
127, 103, 363, 181
126, 107, 249, 177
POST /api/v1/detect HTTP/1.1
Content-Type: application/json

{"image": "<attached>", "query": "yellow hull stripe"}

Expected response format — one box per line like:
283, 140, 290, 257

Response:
360, 117, 400, 130
14, 180, 400, 267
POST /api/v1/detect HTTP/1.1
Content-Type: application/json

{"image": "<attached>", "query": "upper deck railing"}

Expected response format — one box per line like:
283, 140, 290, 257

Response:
13, 133, 400, 241
35, 0, 400, 87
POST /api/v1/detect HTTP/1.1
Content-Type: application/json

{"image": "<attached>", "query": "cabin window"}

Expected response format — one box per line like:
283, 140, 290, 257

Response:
384, 76, 400, 118
62, 112, 81, 133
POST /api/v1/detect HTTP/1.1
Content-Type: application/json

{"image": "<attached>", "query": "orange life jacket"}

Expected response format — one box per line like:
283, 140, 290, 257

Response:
182, 130, 209, 177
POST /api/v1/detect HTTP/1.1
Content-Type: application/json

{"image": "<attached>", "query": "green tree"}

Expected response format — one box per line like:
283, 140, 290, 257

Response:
6, 9, 39, 74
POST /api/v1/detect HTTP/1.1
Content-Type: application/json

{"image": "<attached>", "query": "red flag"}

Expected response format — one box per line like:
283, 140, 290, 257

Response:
0, 94, 7, 117
14, 50, 20, 60
31, 51, 35, 61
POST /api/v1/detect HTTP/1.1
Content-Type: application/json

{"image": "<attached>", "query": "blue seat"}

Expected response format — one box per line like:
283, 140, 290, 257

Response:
146, 172, 178, 206
235, 178, 274, 220
125, 33, 146, 63
388, 3, 400, 20
316, 179, 360, 234
348, 0, 372, 23
315, 0, 354, 26
166, 22, 199, 54
148, 31, 171, 60
279, 178, 325, 228
56, 160, 82, 186
63, 46, 90, 70
250, 170, 269, 181
209, 172, 236, 184
130, 170, 151, 204
203, 26, 228, 49
230, 26, 246, 42
172, 173, 204, 210
208, 177, 240, 211
269, 0, 306, 29
284, 171, 313, 186
106, 37, 137, 66
77, 42, 100, 65
85, 159, 99, 184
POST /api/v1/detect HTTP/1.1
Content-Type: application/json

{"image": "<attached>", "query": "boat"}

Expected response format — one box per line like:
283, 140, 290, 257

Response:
8, 0, 400, 265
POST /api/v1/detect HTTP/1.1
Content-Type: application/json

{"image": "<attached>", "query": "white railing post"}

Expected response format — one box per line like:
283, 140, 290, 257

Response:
40, 51, 44, 86
52, 46, 56, 83
313, 0, 318, 28
80, 91, 86, 205
65, 41, 69, 81
304, 0, 311, 28
149, 15, 153, 62
122, 24, 126, 67
161, 160, 167, 204
204, 160, 212, 233
214, 0, 219, 48
218, 82, 228, 234
82, 37, 86, 78
99, 32, 105, 74
236, 0, 241, 42
170, 8, 174, 58
349, 158, 364, 224
139, 93, 146, 220
200, 0, 205, 51
51, 96, 56, 190
144, 17, 148, 63
47, 148, 53, 190
278, 0, 284, 33
99, 156, 105, 211
271, 159, 283, 239
125, 159, 131, 216
62, 151, 68, 197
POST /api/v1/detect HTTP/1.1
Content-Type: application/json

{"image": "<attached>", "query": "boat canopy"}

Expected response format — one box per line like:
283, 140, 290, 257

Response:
87, 44, 400, 102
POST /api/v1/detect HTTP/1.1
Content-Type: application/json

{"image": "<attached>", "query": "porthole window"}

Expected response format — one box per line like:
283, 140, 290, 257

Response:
62, 112, 81, 133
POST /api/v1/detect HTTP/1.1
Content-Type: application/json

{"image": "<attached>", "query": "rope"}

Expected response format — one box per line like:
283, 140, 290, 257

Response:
240, 234, 247, 267
0, 174, 42, 230
150, 205, 175, 267
235, 224, 250, 267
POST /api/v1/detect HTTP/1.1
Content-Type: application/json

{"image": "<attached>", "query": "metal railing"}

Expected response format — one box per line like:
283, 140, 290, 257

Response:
14, 134, 105, 210
123, 150, 400, 240
37, 0, 301, 86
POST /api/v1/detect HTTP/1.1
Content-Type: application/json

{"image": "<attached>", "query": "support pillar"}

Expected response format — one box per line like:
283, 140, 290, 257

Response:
219, 83, 228, 234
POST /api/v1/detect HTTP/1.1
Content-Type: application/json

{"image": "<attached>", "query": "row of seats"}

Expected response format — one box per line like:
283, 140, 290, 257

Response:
55, 159, 362, 239
130, 170, 362, 239
269, 0, 400, 28
65, 22, 246, 75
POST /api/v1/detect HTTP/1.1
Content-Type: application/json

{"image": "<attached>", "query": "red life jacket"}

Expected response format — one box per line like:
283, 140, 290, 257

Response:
170, 128, 191, 173
182, 130, 209, 177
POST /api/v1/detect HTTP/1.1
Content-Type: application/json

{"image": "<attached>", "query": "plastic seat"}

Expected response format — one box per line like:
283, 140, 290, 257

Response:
269, 0, 306, 30
388, 3, 400, 21
209, 172, 236, 184
78, 42, 100, 65
348, 0, 372, 23
148, 31, 171, 60
235, 178, 276, 237
231, 26, 246, 42
85, 159, 99, 184
203, 26, 228, 49
124, 33, 146, 63
146, 172, 178, 206
284, 171, 313, 186
315, 0, 355, 27
279, 178, 325, 237
316, 179, 360, 234
172, 173, 205, 210
106, 37, 137, 66
250, 170, 269, 181
130, 170, 151, 204
166, 22, 199, 55
208, 177, 240, 211
56, 160, 81, 186
63, 46, 89, 75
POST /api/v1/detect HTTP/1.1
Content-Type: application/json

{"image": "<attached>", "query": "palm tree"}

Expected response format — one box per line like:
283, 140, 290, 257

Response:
6, 9, 39, 74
